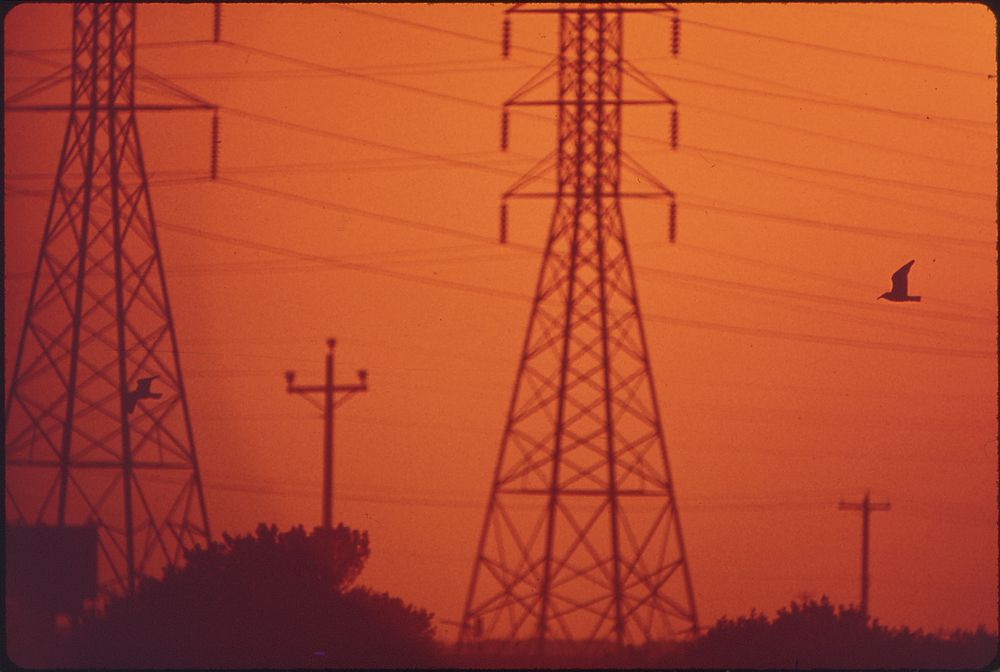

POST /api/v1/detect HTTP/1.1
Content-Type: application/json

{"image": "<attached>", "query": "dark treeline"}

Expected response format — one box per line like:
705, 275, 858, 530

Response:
674, 597, 998, 669
448, 597, 998, 669
7, 525, 997, 669
10, 523, 437, 668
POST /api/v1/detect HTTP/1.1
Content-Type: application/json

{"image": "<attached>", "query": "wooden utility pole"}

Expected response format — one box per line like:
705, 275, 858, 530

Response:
838, 490, 891, 620
285, 338, 368, 529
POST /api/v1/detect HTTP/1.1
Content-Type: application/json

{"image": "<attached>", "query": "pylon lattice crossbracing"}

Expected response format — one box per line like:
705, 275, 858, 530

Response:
4, 2, 210, 596
461, 3, 696, 653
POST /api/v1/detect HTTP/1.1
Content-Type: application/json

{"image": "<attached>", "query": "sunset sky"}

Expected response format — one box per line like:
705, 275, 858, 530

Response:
4, 2, 997, 642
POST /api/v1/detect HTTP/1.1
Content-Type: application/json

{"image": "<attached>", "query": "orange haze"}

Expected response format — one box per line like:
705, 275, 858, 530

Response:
4, 3, 997, 642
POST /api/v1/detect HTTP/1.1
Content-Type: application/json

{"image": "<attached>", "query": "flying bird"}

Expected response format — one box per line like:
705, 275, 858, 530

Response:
125, 376, 163, 414
878, 259, 921, 302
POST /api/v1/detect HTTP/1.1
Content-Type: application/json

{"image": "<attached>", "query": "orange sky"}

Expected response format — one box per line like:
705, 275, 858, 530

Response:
4, 3, 997, 642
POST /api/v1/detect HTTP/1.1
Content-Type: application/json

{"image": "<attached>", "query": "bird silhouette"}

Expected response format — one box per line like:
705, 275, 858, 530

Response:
125, 376, 162, 414
878, 259, 921, 302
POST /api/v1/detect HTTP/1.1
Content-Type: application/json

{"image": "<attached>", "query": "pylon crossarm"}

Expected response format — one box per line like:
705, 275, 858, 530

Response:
505, 190, 680, 199
135, 66, 214, 107
504, 56, 560, 106
502, 148, 558, 197
620, 58, 676, 105
620, 150, 674, 196
509, 6, 679, 16
508, 98, 676, 107
3, 64, 72, 105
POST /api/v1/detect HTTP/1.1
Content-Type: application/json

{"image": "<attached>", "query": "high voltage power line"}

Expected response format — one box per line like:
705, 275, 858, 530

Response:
4, 6, 993, 645
95, 211, 1000, 358
209, 36, 990, 133
685, 155, 993, 225
9, 173, 994, 331
90, 61, 990, 242
139, 470, 995, 529
9, 132, 991, 202
677, 17, 993, 78
644, 70, 994, 132
328, 4, 993, 79
6, 13, 993, 369
9, 38, 992, 174
674, 146, 993, 200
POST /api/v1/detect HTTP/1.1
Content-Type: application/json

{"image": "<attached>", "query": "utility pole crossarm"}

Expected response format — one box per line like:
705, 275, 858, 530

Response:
839, 501, 891, 511
285, 380, 367, 394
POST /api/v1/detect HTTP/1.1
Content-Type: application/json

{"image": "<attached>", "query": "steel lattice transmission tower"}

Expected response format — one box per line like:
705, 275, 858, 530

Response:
460, 3, 696, 653
4, 2, 210, 596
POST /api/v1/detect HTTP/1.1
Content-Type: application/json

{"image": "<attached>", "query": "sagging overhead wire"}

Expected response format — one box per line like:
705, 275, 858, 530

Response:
644, 69, 994, 132
219, 105, 524, 179
674, 242, 991, 316
687, 152, 993, 226
207, 37, 994, 150
11, 151, 992, 326
329, 4, 992, 80
196, 40, 997, 192
161, 182, 995, 338
207, 102, 993, 252
217, 39, 498, 111
327, 3, 553, 58
12, 182, 990, 359
676, 145, 994, 200
679, 195, 993, 253
670, 101, 991, 172
678, 17, 994, 79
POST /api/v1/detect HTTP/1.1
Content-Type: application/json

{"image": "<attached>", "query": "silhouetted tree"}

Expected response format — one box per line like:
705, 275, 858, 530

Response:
70, 523, 437, 668
678, 596, 998, 669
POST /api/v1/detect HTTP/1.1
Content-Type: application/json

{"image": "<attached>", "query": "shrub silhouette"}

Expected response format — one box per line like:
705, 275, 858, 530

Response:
679, 596, 998, 669
72, 523, 437, 668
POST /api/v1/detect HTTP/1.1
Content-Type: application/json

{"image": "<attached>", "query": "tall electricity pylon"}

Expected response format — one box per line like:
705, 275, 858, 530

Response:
4, 2, 211, 597
461, 3, 696, 654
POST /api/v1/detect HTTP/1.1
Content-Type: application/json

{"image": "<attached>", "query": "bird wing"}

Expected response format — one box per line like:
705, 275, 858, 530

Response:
890, 259, 914, 295
136, 376, 158, 393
